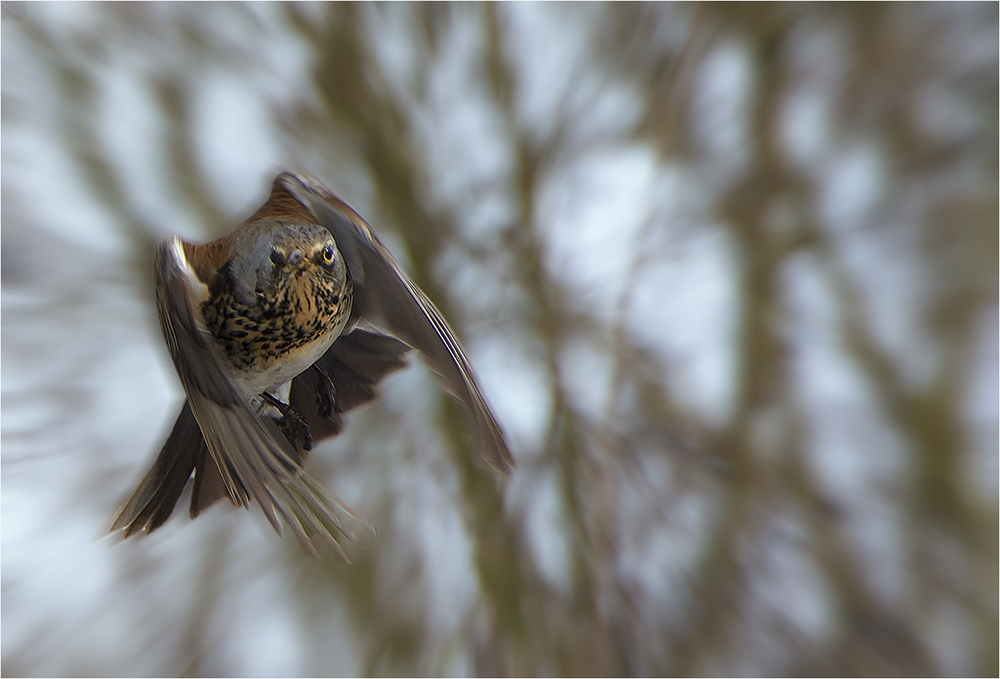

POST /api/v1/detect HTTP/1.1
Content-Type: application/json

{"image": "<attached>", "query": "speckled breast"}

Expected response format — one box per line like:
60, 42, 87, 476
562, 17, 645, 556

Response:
202, 271, 353, 395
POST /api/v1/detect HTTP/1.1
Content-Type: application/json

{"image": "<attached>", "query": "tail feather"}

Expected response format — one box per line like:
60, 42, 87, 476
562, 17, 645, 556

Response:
189, 436, 237, 518
111, 402, 203, 536
113, 329, 410, 538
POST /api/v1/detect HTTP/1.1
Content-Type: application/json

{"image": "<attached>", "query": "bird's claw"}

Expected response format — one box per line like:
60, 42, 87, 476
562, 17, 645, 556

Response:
262, 392, 313, 452
314, 365, 342, 417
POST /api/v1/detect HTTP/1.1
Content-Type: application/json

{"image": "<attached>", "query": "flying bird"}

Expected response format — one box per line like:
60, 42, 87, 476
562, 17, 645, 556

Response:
112, 172, 513, 556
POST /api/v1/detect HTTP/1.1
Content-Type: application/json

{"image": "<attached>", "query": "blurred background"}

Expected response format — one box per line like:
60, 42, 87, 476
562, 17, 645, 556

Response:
2, 3, 996, 676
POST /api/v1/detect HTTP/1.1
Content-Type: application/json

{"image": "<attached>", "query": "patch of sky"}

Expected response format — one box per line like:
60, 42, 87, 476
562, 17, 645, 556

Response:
691, 39, 753, 189
557, 336, 615, 426
820, 142, 942, 391
502, 2, 604, 144
537, 143, 659, 323
407, 13, 514, 245
191, 66, 286, 217
781, 89, 834, 171
783, 252, 911, 606
746, 508, 833, 647
5, 122, 128, 256
616, 472, 719, 630
625, 187, 740, 428
97, 62, 195, 240
215, 561, 311, 677
779, 21, 848, 172
520, 468, 574, 594
409, 467, 479, 635
473, 331, 552, 461
960, 307, 999, 503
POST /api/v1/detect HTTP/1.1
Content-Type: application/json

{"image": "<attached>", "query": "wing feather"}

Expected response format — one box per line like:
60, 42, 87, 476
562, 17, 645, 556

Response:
280, 173, 514, 473
139, 237, 358, 554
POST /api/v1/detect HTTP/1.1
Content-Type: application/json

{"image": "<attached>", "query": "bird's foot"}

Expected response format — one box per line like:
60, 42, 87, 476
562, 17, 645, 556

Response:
262, 392, 313, 452
314, 365, 342, 417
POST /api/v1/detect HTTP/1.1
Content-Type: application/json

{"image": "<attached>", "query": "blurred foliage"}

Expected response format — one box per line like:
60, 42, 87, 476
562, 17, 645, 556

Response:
2, 2, 996, 676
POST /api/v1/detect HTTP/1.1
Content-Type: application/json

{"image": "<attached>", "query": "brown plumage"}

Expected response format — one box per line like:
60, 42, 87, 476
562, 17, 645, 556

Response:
112, 172, 513, 557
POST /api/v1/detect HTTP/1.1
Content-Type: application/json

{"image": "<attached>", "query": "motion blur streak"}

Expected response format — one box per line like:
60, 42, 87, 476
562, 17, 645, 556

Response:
2, 3, 996, 676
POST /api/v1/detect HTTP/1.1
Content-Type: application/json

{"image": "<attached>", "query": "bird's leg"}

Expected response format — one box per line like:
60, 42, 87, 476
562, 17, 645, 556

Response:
261, 392, 313, 452
313, 365, 343, 417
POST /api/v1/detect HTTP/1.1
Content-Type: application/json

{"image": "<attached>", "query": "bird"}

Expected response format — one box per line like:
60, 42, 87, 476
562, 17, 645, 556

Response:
111, 171, 514, 557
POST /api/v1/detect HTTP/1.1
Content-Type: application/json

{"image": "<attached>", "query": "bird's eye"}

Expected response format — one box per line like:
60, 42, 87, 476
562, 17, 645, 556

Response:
270, 250, 284, 267
322, 246, 335, 263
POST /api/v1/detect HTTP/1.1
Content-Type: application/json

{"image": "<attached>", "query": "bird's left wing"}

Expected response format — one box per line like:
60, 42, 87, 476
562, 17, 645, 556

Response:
279, 172, 515, 474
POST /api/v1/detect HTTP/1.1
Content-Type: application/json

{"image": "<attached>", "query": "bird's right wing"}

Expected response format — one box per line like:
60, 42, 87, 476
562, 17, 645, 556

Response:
114, 237, 362, 557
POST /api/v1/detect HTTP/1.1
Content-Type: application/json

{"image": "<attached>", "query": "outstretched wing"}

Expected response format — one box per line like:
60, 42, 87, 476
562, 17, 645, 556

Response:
279, 172, 514, 474
112, 237, 360, 557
